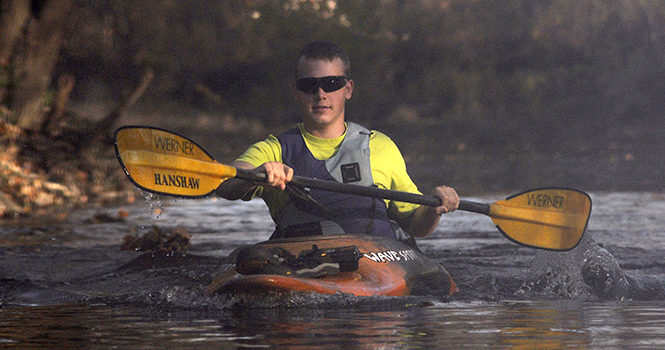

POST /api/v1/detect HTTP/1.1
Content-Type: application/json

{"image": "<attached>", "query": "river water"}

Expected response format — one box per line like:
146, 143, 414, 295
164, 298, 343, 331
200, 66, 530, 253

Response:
1, 191, 665, 349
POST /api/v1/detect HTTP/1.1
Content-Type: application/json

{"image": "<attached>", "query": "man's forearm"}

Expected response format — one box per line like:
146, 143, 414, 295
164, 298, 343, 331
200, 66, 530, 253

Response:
403, 205, 442, 238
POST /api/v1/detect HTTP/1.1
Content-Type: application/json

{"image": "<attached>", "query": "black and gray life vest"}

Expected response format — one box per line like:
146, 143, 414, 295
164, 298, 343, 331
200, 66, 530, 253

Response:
272, 123, 399, 239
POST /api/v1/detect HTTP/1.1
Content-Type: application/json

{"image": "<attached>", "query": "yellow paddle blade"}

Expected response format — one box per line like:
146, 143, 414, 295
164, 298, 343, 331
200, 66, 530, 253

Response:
114, 126, 237, 198
489, 188, 591, 250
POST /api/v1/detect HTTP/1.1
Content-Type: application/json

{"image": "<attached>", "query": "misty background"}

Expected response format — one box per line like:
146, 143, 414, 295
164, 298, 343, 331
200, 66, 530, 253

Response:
24, 0, 665, 194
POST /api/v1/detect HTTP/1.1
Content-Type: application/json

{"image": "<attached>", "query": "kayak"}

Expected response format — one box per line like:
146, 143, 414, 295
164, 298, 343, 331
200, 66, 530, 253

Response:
205, 234, 458, 297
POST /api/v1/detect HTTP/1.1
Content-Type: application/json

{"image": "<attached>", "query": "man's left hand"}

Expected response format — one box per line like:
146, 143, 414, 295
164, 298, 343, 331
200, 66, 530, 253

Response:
432, 185, 459, 215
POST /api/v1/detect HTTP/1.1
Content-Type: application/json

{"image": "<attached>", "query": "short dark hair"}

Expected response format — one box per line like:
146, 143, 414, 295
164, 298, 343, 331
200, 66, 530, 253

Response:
296, 41, 351, 77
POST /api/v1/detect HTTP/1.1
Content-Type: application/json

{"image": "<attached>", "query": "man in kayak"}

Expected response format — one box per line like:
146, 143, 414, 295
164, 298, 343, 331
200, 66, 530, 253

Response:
216, 41, 459, 244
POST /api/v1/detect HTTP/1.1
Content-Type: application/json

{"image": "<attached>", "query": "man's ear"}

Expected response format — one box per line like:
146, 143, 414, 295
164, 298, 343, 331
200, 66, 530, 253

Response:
345, 79, 354, 99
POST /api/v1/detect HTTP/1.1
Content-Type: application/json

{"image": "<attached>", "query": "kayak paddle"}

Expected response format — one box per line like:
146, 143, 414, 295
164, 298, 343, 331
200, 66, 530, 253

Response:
114, 125, 591, 251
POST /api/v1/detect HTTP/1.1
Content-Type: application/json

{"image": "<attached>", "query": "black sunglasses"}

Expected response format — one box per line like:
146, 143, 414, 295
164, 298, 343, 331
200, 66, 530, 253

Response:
295, 76, 349, 94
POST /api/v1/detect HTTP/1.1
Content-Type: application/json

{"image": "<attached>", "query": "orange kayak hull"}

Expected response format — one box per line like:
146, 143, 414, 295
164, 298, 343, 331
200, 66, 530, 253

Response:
206, 235, 457, 297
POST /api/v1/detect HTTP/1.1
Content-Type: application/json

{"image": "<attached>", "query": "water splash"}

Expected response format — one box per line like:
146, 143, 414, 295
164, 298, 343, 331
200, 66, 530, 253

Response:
141, 191, 165, 218
516, 235, 629, 300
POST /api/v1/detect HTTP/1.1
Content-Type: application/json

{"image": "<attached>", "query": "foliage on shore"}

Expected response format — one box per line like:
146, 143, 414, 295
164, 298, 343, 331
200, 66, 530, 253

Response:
0, 117, 135, 219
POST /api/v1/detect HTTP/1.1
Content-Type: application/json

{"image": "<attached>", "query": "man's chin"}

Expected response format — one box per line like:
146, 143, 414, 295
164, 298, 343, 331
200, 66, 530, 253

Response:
307, 114, 332, 124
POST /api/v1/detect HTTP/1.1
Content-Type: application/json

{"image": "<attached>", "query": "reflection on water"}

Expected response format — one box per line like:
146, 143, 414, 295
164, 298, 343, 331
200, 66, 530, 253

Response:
0, 304, 239, 349
1, 301, 664, 349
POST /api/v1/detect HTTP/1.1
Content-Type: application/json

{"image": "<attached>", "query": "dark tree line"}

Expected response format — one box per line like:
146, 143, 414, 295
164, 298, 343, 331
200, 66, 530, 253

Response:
2, 0, 665, 151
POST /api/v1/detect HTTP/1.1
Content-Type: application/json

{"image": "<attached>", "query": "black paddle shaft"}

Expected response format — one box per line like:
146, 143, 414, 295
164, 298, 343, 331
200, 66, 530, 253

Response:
235, 168, 490, 215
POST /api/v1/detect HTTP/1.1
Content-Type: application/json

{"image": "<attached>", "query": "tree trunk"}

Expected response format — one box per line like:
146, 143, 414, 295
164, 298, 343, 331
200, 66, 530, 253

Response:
8, 0, 74, 130
0, 0, 31, 103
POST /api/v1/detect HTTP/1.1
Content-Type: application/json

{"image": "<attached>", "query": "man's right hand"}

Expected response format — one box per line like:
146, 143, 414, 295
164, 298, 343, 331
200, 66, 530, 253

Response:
253, 161, 294, 190
216, 161, 293, 200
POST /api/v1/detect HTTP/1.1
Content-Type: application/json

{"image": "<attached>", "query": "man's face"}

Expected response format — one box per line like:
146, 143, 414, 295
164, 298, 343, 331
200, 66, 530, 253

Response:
293, 57, 354, 135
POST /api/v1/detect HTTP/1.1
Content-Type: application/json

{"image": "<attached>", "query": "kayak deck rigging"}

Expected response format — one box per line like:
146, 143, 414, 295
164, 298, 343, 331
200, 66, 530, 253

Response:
206, 234, 457, 297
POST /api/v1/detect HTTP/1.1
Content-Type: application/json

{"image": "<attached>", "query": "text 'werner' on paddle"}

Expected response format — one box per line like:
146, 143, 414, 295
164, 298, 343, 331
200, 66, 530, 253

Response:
153, 135, 195, 156
527, 194, 564, 209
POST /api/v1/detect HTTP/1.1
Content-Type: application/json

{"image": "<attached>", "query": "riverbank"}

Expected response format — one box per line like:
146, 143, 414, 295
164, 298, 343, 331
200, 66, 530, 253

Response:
0, 118, 135, 220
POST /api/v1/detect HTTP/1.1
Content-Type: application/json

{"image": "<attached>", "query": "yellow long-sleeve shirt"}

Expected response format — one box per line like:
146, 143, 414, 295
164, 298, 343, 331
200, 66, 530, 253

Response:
235, 123, 421, 223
